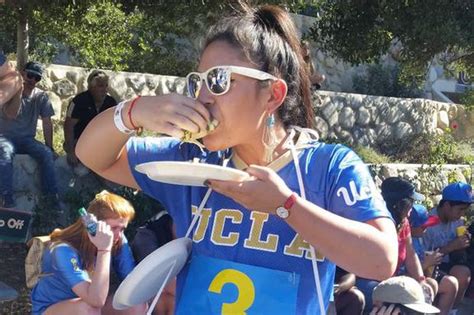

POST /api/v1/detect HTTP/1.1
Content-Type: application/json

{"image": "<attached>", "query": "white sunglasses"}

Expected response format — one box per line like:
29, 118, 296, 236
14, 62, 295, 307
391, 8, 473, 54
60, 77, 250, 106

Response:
186, 65, 279, 99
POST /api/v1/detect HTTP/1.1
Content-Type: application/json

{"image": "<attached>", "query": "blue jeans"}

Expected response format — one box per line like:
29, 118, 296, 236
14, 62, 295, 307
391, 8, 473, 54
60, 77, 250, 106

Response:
0, 136, 58, 197
355, 278, 379, 312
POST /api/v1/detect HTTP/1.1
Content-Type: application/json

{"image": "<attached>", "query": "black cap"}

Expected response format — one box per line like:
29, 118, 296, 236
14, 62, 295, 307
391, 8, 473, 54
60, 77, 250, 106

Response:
381, 177, 425, 203
24, 61, 44, 78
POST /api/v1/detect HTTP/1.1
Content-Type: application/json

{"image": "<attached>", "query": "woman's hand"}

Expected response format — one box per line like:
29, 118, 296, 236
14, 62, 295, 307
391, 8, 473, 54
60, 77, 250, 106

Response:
88, 221, 114, 251
127, 94, 211, 139
206, 164, 293, 213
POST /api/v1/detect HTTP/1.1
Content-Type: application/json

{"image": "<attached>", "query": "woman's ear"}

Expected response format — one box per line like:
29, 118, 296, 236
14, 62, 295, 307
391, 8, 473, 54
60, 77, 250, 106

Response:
266, 79, 287, 112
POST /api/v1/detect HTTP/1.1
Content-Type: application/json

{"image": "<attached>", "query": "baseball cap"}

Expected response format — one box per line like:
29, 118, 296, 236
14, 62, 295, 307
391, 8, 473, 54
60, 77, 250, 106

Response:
409, 204, 441, 229
24, 61, 44, 79
442, 182, 473, 204
372, 276, 440, 314
381, 177, 425, 202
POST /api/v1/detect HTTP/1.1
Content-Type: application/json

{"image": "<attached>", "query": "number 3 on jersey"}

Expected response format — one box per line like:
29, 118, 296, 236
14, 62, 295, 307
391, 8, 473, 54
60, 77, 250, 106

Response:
177, 255, 300, 315
209, 269, 255, 314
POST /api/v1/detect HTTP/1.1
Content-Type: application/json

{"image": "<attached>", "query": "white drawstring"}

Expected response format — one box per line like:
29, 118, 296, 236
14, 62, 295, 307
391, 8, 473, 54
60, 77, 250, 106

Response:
185, 187, 213, 239
287, 127, 326, 315
184, 137, 326, 314
146, 260, 176, 315
185, 156, 231, 238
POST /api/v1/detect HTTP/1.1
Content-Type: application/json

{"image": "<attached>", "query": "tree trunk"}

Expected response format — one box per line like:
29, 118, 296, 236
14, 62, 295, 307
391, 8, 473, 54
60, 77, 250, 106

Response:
16, 2, 29, 70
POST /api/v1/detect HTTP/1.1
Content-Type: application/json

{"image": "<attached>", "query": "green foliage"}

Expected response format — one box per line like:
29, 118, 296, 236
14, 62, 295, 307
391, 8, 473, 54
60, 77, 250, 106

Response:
310, 1, 473, 80
460, 89, 474, 110
353, 64, 423, 98
32, 2, 139, 71
0, 5, 17, 54
353, 145, 392, 164
1, 0, 332, 76
35, 120, 65, 155
377, 129, 474, 165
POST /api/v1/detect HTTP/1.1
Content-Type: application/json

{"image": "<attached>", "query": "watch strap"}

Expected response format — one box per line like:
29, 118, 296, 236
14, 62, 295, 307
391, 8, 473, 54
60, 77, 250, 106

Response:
283, 192, 298, 210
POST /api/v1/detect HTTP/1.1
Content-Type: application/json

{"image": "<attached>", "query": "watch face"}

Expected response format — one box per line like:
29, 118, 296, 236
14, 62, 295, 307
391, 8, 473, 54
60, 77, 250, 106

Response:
276, 206, 289, 219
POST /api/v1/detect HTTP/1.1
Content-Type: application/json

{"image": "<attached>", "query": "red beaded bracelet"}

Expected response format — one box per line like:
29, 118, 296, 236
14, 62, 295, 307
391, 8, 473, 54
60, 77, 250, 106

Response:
127, 95, 142, 131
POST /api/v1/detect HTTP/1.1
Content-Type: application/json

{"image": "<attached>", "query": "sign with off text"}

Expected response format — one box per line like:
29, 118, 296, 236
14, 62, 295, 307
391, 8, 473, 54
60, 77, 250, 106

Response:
0, 207, 32, 242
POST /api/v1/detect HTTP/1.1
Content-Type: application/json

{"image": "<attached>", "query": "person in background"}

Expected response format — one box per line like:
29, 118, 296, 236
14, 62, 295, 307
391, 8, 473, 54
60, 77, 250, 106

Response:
0, 51, 23, 116
371, 276, 440, 315
333, 266, 365, 315
76, 3, 398, 314
63, 70, 117, 170
131, 210, 175, 315
357, 177, 434, 311
423, 182, 473, 308
0, 61, 59, 209
409, 204, 458, 315
301, 40, 325, 90
30, 190, 147, 315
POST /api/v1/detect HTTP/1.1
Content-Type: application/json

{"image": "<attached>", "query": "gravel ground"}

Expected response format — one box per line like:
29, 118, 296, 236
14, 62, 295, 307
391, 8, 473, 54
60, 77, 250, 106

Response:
0, 241, 31, 315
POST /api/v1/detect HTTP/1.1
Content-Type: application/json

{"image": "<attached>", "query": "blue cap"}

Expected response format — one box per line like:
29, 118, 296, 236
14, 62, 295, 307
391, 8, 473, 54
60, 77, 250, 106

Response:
442, 182, 473, 204
381, 177, 425, 203
24, 61, 44, 78
409, 204, 440, 229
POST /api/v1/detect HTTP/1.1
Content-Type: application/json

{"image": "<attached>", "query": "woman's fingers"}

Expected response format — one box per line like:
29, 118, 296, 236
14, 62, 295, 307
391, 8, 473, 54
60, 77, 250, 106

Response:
182, 97, 211, 124
133, 94, 211, 136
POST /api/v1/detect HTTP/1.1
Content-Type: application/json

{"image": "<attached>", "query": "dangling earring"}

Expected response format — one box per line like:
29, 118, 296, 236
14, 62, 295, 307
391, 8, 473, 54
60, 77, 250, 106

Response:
263, 113, 277, 163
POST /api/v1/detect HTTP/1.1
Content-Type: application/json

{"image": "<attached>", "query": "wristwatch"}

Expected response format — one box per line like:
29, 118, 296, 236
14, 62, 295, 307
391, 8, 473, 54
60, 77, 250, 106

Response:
275, 192, 298, 219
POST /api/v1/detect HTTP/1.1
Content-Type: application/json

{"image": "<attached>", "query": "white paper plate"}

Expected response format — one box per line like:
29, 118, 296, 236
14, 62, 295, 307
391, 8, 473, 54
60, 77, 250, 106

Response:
113, 237, 192, 310
135, 161, 249, 186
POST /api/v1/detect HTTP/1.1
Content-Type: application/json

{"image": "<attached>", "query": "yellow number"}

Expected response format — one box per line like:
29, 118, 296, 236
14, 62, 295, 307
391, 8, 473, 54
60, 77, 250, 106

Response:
208, 269, 255, 315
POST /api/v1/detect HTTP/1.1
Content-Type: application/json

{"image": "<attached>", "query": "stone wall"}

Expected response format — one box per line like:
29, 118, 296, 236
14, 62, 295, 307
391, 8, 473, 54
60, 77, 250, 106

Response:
40, 64, 473, 145
13, 154, 471, 212
37, 64, 186, 120
314, 91, 474, 146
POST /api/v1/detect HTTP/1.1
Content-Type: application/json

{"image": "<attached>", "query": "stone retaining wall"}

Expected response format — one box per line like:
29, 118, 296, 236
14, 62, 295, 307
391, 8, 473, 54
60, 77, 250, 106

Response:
12, 154, 472, 212
40, 64, 473, 146
314, 91, 474, 146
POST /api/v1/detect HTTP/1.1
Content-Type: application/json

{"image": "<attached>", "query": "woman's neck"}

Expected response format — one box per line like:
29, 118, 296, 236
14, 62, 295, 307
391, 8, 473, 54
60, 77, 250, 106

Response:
233, 126, 289, 166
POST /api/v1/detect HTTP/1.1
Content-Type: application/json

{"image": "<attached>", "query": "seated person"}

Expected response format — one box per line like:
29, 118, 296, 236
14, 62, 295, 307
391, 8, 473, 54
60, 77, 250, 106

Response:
371, 276, 440, 314
131, 210, 175, 315
30, 190, 147, 315
63, 70, 117, 170
334, 266, 365, 315
0, 61, 59, 209
357, 177, 434, 311
464, 222, 474, 298
0, 51, 22, 117
131, 209, 174, 262
410, 204, 458, 315
423, 182, 472, 307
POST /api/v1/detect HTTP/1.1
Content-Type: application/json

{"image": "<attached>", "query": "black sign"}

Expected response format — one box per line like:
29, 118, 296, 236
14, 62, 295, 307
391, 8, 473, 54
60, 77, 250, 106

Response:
0, 207, 32, 242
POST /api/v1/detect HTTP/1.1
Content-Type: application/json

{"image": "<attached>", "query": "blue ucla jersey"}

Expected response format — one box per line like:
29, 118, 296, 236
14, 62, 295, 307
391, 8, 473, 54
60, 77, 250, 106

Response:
31, 236, 135, 314
127, 134, 390, 315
